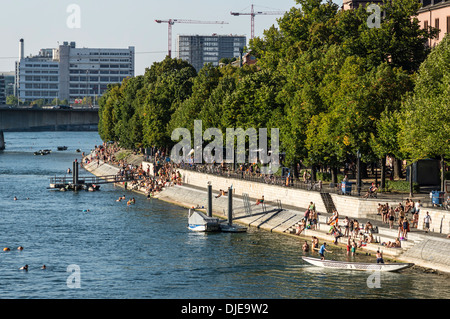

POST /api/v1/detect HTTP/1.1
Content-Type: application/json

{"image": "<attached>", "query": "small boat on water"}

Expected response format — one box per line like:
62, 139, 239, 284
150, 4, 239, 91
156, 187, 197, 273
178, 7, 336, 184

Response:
302, 256, 414, 272
188, 209, 220, 232
57, 146, 68, 151
34, 149, 51, 155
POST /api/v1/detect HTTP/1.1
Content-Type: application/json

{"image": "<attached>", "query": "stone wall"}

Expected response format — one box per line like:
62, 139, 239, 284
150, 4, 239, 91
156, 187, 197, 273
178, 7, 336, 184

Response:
177, 169, 450, 235
178, 168, 326, 213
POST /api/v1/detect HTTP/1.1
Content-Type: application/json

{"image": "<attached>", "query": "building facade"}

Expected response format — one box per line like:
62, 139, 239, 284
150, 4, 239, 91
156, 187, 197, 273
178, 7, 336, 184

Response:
177, 34, 246, 72
418, 0, 450, 47
16, 40, 135, 104
0, 72, 15, 104
342, 0, 383, 10
342, 1, 450, 47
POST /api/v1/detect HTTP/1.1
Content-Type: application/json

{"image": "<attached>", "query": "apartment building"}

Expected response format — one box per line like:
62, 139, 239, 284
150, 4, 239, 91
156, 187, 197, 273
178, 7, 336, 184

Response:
177, 34, 246, 72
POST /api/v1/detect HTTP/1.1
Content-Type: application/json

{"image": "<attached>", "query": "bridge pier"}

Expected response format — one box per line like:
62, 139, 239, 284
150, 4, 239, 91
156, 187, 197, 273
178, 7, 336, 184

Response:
0, 131, 4, 150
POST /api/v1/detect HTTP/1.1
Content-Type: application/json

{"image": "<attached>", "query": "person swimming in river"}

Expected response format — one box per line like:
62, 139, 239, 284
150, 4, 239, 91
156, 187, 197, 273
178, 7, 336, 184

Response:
215, 189, 228, 198
127, 198, 136, 206
116, 195, 126, 202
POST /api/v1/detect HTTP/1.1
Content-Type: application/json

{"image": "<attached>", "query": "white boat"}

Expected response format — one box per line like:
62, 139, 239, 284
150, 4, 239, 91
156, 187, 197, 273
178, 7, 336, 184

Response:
302, 256, 414, 272
188, 209, 220, 232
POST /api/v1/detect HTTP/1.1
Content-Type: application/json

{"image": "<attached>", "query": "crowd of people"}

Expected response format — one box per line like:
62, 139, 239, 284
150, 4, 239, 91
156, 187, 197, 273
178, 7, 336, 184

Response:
83, 143, 183, 199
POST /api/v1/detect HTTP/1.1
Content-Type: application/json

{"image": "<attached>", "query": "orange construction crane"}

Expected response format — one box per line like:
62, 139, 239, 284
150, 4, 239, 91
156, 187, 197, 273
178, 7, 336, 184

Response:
155, 19, 229, 58
230, 4, 285, 39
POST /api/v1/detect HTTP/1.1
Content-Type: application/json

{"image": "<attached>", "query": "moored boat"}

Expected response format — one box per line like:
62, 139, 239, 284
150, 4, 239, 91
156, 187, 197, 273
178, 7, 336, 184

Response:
188, 209, 220, 232
34, 149, 51, 155
302, 256, 414, 272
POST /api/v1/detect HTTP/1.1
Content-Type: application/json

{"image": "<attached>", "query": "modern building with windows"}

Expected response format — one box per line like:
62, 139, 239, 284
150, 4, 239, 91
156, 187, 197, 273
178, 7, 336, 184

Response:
177, 34, 246, 72
15, 40, 135, 104
0, 71, 15, 104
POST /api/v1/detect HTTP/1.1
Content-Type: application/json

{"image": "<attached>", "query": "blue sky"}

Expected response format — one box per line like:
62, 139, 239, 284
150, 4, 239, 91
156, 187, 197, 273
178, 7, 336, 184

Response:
0, 0, 343, 75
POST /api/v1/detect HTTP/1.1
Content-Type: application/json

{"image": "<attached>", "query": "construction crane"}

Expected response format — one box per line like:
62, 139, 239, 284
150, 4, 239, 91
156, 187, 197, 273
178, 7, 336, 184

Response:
155, 19, 229, 58
230, 4, 285, 40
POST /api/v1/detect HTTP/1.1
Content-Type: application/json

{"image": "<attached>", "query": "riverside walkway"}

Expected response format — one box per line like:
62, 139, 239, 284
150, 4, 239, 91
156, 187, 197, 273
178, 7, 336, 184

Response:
81, 150, 450, 274
156, 183, 450, 273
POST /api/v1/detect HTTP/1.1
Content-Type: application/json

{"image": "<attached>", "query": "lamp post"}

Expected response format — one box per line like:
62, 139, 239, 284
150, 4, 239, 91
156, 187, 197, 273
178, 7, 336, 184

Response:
357, 150, 361, 196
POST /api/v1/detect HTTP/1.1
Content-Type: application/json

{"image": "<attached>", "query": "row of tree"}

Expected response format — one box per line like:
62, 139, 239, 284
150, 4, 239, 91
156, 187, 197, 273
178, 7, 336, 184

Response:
98, 0, 449, 187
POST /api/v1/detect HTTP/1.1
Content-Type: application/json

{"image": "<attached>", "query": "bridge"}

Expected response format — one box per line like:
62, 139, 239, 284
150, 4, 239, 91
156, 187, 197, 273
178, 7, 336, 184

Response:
0, 107, 99, 150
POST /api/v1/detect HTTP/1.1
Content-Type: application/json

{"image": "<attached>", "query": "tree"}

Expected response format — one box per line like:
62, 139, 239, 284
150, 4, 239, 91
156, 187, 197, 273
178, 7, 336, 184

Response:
399, 34, 450, 191
6, 95, 21, 106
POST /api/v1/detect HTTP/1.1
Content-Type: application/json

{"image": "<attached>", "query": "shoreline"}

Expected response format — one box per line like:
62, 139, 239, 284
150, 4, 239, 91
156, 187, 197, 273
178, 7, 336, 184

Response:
81, 153, 450, 275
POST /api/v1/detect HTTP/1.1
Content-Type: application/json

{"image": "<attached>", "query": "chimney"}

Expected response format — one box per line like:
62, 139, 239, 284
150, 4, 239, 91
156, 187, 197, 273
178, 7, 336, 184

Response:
19, 38, 24, 60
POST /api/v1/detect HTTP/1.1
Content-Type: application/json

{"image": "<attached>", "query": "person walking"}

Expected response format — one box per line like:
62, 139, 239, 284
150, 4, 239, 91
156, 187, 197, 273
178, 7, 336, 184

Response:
402, 217, 410, 240
423, 212, 432, 233
376, 250, 384, 264
316, 242, 332, 260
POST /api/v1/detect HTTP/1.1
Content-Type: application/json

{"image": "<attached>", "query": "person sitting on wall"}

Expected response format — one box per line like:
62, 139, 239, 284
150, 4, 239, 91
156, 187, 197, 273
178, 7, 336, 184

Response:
363, 183, 378, 198
256, 196, 264, 205
215, 189, 228, 198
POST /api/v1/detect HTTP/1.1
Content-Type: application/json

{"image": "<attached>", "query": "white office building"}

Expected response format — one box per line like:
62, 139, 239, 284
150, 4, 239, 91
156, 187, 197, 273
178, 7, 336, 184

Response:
16, 40, 135, 104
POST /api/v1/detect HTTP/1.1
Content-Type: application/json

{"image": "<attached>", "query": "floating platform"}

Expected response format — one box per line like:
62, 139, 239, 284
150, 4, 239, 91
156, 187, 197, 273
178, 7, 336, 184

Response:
187, 209, 247, 233
219, 223, 247, 233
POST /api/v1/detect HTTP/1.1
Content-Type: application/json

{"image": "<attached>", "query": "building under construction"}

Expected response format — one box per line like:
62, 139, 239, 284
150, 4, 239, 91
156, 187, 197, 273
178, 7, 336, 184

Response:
177, 34, 246, 72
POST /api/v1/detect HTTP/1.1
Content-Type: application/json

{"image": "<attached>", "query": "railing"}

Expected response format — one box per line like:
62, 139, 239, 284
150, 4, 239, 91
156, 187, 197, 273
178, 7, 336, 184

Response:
176, 163, 348, 194
49, 172, 142, 185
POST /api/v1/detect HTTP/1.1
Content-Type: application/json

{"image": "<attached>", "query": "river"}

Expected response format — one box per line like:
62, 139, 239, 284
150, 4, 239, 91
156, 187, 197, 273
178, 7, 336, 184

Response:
0, 131, 449, 300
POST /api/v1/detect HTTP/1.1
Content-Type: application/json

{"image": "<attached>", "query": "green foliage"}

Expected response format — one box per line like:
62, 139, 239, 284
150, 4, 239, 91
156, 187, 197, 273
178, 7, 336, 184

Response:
316, 172, 344, 182
399, 34, 450, 162
96, 0, 442, 179
384, 180, 420, 193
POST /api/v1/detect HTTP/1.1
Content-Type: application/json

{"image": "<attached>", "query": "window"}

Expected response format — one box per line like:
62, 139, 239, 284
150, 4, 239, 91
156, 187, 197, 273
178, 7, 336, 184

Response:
424, 20, 428, 30
447, 16, 450, 34
435, 18, 440, 39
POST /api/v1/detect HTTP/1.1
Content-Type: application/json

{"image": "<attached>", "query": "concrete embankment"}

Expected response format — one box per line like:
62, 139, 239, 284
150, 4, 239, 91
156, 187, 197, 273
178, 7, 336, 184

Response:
82, 159, 450, 274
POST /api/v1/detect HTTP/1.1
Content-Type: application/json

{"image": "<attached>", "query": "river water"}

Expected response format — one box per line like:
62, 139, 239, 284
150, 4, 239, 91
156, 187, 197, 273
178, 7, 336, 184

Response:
0, 131, 449, 300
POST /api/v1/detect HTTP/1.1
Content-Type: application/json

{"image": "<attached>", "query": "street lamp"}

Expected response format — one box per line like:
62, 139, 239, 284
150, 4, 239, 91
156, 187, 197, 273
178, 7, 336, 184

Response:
357, 149, 361, 196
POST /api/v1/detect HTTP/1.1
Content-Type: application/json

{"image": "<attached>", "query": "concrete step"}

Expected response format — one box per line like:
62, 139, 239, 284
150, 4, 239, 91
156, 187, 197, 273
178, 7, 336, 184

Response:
284, 213, 423, 257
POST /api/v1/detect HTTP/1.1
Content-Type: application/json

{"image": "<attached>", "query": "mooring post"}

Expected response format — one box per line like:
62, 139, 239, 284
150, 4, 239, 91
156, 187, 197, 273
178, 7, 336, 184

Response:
72, 160, 79, 185
228, 186, 233, 226
207, 183, 212, 217
0, 131, 5, 150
